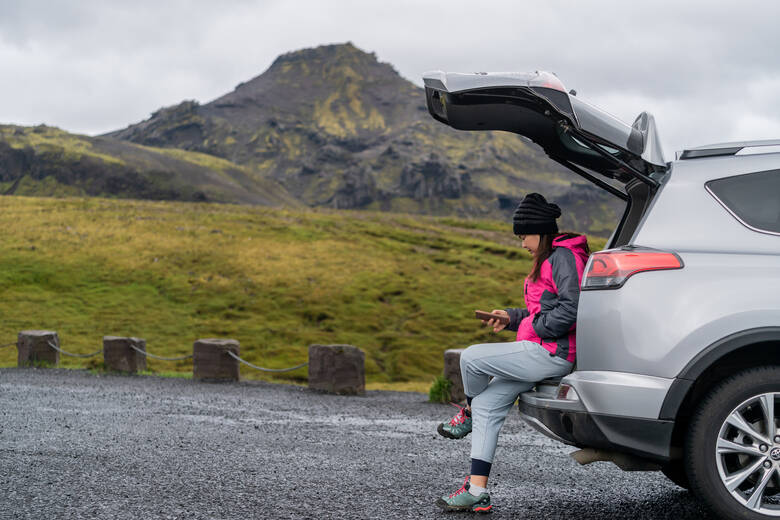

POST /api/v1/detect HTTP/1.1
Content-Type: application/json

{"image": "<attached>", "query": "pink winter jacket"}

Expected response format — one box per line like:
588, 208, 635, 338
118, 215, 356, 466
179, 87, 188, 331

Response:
505, 234, 589, 363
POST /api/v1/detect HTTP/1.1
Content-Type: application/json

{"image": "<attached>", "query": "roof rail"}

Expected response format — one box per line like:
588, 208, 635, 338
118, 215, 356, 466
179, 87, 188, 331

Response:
678, 139, 780, 160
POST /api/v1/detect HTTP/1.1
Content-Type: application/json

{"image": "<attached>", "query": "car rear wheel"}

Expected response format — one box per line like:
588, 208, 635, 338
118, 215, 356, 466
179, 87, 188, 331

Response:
686, 367, 780, 519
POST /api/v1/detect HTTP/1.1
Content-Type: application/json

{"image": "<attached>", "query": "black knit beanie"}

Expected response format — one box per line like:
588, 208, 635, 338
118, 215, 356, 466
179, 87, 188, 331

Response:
513, 193, 561, 235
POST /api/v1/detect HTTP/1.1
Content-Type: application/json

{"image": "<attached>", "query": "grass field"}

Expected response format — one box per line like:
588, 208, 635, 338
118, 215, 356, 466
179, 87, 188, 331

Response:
0, 196, 605, 391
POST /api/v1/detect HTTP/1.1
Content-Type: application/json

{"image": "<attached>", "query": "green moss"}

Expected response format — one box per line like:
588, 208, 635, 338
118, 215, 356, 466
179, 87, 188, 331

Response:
139, 369, 193, 379
145, 146, 238, 172
314, 92, 349, 137
428, 375, 452, 403
0, 125, 126, 166
13, 176, 87, 197
19, 359, 57, 369
364, 108, 386, 130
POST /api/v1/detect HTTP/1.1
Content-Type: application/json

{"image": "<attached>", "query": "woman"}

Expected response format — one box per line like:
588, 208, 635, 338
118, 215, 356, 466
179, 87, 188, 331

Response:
436, 192, 590, 513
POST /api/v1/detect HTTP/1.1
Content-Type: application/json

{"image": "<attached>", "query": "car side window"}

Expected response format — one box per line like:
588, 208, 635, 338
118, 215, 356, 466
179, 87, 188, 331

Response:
706, 169, 780, 234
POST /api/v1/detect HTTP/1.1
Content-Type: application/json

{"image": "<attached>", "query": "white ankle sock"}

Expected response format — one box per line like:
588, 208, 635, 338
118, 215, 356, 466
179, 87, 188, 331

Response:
468, 483, 487, 496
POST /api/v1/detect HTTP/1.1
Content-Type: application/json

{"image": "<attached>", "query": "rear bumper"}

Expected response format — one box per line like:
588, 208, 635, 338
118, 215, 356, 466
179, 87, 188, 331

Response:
560, 371, 675, 419
518, 380, 675, 462
519, 400, 674, 462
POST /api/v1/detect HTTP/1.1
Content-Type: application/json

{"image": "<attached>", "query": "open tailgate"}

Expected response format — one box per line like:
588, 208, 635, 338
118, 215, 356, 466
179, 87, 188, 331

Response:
423, 70, 666, 191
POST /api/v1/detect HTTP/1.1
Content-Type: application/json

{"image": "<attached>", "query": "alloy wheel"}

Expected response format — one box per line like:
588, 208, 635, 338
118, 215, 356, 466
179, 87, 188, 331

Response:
716, 392, 780, 515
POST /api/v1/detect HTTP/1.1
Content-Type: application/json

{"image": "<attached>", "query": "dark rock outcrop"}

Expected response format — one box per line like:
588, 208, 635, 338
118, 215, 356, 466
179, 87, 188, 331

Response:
104, 43, 621, 229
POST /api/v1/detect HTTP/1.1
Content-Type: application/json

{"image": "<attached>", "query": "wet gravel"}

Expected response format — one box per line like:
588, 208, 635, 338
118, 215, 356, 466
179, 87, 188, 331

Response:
0, 368, 715, 519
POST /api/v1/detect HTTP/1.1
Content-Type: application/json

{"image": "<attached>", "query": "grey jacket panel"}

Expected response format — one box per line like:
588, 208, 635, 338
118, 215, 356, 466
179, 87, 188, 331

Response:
554, 330, 571, 360
532, 247, 581, 339
505, 308, 530, 332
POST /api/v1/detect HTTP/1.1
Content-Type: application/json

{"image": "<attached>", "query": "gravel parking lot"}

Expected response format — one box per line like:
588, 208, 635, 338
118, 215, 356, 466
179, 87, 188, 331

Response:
0, 369, 714, 519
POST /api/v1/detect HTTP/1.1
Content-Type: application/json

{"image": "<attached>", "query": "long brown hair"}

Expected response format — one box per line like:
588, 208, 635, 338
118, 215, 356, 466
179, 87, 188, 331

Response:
528, 232, 590, 282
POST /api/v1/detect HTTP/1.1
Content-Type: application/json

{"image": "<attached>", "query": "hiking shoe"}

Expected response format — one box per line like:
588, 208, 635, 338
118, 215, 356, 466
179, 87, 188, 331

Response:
437, 403, 472, 439
435, 477, 492, 513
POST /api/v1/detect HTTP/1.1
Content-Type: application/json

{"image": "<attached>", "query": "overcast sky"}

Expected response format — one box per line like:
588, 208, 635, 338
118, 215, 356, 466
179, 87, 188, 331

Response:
1, 0, 779, 156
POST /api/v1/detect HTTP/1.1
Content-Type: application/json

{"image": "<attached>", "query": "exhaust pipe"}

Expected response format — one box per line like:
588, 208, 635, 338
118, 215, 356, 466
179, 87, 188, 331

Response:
570, 448, 661, 472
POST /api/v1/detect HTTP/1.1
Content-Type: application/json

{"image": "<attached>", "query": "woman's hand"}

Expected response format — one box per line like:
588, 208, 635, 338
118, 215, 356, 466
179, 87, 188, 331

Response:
483, 309, 509, 333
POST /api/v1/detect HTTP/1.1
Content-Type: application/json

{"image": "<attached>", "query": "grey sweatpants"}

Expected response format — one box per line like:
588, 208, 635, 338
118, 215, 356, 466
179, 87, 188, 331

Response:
461, 340, 573, 464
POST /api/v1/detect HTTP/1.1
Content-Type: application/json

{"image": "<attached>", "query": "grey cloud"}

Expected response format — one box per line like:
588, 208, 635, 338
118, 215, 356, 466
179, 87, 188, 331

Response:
0, 0, 778, 154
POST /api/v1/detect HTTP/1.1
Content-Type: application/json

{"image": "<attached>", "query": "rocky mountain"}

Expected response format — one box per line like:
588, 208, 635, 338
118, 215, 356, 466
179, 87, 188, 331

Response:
107, 43, 622, 234
0, 43, 622, 235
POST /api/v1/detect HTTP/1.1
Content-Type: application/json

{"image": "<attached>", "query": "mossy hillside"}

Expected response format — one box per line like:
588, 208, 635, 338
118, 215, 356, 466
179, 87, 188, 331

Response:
0, 124, 297, 207
0, 125, 126, 166
0, 175, 87, 198
0, 196, 605, 387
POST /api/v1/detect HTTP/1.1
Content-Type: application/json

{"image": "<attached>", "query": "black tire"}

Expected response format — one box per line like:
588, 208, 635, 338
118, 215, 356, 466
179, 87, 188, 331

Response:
686, 366, 780, 519
661, 460, 690, 490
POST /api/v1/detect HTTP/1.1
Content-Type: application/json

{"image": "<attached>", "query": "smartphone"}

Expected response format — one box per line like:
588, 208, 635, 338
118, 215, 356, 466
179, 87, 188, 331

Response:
475, 310, 509, 325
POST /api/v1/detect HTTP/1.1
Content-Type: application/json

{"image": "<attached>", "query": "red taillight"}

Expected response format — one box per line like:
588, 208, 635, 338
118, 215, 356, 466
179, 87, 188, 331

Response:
582, 248, 683, 290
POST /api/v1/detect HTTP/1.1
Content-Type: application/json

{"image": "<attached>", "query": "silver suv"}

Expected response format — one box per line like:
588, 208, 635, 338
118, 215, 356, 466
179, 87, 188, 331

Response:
424, 70, 780, 519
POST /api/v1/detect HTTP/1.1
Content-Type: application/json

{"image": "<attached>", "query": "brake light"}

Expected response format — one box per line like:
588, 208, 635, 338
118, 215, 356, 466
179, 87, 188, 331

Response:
582, 248, 683, 290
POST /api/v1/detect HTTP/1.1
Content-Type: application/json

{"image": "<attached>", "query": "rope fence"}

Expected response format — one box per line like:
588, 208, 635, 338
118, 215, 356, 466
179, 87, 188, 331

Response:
47, 341, 102, 358
225, 350, 308, 373
45, 338, 305, 371
10, 331, 364, 395
128, 343, 193, 361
